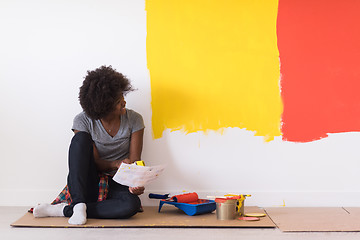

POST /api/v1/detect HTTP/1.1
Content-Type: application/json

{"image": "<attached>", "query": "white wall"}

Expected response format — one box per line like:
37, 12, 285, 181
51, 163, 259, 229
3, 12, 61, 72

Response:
1, 0, 359, 207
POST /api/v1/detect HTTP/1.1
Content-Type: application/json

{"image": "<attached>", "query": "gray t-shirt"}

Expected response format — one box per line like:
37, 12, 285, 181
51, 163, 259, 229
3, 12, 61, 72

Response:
72, 109, 145, 162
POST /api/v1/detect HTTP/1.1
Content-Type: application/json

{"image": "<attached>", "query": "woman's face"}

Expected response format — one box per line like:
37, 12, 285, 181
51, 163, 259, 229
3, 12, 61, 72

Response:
114, 94, 126, 115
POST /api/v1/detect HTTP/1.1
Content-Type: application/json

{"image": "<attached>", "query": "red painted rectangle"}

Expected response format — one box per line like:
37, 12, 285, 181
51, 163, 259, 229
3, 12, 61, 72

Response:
278, 0, 360, 142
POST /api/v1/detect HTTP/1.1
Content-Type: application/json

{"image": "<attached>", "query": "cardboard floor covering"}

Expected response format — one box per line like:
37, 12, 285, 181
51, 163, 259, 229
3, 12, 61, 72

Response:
265, 207, 360, 232
11, 206, 275, 228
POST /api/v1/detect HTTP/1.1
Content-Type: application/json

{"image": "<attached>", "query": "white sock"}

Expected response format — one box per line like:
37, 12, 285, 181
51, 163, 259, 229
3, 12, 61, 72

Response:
33, 203, 67, 218
68, 203, 87, 225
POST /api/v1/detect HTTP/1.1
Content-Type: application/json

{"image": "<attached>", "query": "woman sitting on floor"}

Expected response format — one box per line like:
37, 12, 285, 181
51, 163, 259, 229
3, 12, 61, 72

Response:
33, 65, 145, 225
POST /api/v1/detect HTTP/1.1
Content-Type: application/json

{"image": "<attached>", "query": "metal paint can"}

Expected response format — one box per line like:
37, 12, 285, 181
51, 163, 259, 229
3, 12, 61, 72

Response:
215, 199, 237, 220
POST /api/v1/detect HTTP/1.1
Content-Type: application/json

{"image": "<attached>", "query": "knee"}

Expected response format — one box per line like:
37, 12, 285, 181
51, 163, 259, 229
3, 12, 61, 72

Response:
71, 131, 92, 147
69, 132, 94, 162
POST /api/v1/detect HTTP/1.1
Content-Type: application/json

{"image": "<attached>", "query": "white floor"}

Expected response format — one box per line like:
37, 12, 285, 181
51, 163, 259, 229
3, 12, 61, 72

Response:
3, 206, 360, 240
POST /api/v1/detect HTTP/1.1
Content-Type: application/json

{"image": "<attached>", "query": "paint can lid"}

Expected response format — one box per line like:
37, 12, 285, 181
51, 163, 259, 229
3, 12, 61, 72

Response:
244, 213, 266, 217
238, 216, 260, 221
215, 197, 238, 203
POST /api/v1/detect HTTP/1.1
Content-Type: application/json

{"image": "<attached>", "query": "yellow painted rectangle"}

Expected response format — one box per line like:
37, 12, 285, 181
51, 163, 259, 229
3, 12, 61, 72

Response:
146, 0, 282, 141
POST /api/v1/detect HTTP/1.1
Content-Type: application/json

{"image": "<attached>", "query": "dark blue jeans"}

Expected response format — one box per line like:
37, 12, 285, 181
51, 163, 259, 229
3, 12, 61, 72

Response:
63, 132, 141, 219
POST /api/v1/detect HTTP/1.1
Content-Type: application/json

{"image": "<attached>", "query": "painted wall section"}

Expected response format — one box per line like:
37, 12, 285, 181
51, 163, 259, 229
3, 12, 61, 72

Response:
278, 0, 360, 142
146, 0, 282, 141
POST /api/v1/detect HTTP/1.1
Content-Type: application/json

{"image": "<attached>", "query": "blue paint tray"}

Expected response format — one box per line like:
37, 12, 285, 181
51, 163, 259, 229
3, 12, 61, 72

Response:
158, 199, 216, 216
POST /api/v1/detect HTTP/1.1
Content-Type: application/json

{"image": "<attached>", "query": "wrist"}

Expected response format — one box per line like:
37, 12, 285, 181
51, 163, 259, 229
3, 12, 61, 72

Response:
112, 160, 122, 170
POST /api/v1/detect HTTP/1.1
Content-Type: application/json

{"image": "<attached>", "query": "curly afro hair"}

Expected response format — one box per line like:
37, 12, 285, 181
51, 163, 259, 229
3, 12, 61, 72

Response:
79, 65, 134, 119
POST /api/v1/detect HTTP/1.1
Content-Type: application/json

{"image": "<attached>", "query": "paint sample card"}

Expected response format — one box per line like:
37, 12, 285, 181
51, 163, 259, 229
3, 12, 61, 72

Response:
146, 0, 282, 141
112, 163, 165, 187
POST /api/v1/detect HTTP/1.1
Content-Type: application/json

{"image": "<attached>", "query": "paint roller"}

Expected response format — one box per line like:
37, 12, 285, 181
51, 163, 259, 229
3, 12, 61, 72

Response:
149, 192, 199, 203
172, 192, 199, 203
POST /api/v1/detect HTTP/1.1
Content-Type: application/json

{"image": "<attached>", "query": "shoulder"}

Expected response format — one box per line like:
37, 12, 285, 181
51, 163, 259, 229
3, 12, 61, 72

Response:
126, 109, 143, 120
125, 108, 145, 132
72, 112, 93, 132
74, 111, 91, 123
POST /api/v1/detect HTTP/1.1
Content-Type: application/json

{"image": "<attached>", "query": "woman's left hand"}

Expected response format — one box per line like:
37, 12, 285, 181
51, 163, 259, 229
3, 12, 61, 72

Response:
129, 186, 145, 195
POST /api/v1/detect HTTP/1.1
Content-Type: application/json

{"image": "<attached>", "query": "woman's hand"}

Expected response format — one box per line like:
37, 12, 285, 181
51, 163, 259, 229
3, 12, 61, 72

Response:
122, 158, 132, 164
129, 186, 145, 195
112, 158, 132, 169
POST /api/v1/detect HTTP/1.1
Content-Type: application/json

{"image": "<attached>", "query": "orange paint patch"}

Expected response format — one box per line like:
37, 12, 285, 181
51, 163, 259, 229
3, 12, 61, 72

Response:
278, 0, 360, 142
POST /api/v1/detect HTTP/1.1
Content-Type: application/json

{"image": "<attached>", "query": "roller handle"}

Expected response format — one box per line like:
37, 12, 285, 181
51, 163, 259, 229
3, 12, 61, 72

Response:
149, 193, 170, 199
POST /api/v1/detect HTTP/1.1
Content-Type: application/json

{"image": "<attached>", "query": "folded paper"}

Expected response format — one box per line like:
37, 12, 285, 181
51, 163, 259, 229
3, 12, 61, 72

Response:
112, 163, 165, 187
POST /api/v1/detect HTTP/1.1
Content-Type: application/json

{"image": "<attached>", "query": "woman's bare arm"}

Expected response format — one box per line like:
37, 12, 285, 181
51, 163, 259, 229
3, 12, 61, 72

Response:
128, 129, 145, 195
128, 129, 144, 163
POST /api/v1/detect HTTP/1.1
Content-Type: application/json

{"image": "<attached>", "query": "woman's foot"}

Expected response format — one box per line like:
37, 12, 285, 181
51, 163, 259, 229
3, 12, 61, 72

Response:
68, 203, 87, 225
33, 203, 67, 218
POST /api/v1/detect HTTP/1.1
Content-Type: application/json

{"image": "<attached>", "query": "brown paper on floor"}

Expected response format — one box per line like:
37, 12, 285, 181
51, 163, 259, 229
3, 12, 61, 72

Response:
344, 207, 360, 216
265, 207, 360, 232
344, 208, 360, 222
11, 206, 275, 228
